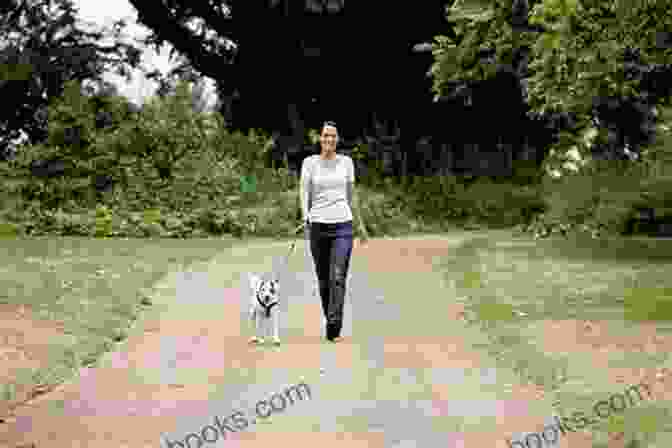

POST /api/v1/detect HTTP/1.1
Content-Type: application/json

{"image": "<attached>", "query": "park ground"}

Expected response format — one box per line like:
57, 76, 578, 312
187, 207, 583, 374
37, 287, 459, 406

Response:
1, 231, 672, 448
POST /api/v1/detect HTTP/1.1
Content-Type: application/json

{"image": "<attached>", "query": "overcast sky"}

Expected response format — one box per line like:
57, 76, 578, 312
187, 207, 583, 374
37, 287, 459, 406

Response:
71, 0, 219, 108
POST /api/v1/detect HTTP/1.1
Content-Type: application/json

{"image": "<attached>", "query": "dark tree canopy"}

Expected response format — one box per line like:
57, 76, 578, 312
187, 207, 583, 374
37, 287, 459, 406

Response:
128, 0, 451, 148
127, 0, 567, 182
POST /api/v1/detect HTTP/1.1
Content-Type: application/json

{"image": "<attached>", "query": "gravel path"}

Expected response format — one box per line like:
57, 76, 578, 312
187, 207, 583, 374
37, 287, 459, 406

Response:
0, 234, 592, 448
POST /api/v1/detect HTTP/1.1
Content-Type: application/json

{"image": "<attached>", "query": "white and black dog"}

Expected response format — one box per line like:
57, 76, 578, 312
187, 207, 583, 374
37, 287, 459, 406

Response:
248, 273, 281, 345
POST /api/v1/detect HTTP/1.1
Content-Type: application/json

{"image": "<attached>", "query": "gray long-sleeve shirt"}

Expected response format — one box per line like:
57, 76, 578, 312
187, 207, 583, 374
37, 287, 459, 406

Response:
300, 154, 355, 224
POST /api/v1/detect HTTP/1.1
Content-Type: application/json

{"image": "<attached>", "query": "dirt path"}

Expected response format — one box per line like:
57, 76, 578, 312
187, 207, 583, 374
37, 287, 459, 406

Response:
0, 234, 655, 448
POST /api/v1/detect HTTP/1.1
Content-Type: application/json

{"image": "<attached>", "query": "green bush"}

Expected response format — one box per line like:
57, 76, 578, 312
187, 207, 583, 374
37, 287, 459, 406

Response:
0, 222, 21, 238
523, 105, 672, 239
394, 175, 545, 229
527, 155, 670, 239
2, 76, 553, 239
6, 76, 669, 242
52, 209, 91, 236
162, 214, 192, 238
195, 209, 235, 236
140, 221, 164, 238
95, 204, 113, 237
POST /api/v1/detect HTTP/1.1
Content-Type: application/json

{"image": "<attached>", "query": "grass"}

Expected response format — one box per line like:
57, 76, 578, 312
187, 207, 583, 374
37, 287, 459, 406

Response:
437, 231, 672, 446
0, 235, 238, 416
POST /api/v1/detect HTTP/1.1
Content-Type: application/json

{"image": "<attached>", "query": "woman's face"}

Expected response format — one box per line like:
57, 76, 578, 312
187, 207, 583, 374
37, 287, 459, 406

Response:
320, 125, 338, 156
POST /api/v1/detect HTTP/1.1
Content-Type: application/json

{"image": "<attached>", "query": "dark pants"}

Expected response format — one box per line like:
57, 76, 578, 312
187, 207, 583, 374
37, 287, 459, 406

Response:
307, 221, 353, 339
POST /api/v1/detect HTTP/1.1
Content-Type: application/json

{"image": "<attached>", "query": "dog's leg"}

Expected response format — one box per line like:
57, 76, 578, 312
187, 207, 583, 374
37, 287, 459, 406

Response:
248, 274, 262, 344
248, 309, 258, 344
271, 308, 280, 345
249, 308, 262, 344
255, 311, 265, 344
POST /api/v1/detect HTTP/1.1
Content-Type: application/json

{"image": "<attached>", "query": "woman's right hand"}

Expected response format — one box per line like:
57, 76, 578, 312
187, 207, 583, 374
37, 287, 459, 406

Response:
355, 236, 369, 249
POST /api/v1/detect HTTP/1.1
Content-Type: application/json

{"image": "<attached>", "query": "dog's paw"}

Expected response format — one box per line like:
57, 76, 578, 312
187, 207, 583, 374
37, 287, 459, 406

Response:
249, 336, 263, 344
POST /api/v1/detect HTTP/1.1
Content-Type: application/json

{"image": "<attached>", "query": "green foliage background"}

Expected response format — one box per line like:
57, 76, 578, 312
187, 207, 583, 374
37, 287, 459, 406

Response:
1, 1, 672, 241
0, 76, 553, 240
1, 73, 672, 241
430, 0, 672, 239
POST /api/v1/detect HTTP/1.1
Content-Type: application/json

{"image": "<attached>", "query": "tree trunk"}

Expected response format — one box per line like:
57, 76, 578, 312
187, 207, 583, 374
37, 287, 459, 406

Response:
287, 102, 304, 152
439, 143, 453, 176
216, 86, 235, 127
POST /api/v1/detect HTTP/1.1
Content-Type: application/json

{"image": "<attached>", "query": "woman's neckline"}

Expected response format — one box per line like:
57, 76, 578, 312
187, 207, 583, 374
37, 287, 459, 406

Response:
319, 153, 337, 161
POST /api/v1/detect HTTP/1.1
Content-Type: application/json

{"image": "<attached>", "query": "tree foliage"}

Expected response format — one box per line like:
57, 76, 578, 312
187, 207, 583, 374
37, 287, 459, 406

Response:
430, 0, 672, 239
431, 0, 672, 173
0, 0, 143, 159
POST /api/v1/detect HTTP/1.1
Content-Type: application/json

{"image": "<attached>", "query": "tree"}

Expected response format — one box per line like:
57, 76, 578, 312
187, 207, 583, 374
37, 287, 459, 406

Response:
127, 0, 452, 160
144, 51, 214, 114
430, 0, 672, 176
0, 0, 143, 159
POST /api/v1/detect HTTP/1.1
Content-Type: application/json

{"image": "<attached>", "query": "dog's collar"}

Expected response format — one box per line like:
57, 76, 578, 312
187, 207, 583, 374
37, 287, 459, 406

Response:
256, 289, 278, 318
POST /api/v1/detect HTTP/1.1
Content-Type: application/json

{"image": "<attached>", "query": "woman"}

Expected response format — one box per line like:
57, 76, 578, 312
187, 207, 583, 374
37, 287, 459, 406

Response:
300, 121, 369, 343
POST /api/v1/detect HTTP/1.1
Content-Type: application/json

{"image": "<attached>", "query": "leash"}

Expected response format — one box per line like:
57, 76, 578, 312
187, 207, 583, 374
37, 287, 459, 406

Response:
254, 221, 306, 317
278, 220, 308, 274
277, 197, 340, 274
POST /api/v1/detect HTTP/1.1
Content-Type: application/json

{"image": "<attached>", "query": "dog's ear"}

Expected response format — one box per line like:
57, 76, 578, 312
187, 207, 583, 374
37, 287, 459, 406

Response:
248, 273, 261, 291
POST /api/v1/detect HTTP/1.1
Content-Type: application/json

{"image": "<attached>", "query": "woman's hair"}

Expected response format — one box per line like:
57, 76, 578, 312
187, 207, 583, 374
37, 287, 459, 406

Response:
322, 121, 338, 132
